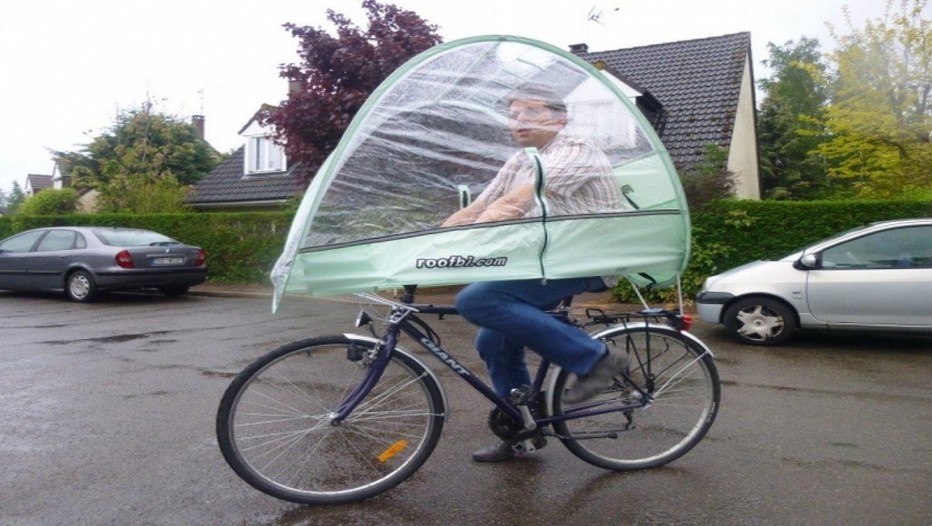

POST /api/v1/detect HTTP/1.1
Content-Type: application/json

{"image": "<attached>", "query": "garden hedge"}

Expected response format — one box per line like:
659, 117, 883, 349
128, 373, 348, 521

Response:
0, 199, 928, 301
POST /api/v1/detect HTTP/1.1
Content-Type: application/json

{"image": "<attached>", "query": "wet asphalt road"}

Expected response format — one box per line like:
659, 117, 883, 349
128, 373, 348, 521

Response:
0, 290, 929, 526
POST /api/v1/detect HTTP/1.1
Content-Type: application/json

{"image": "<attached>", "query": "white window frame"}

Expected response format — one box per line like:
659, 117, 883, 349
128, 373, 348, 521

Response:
244, 135, 286, 174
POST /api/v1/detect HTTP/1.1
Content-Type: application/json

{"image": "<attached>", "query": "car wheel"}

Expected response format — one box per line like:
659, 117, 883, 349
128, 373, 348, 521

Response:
723, 297, 797, 346
66, 270, 97, 303
159, 285, 190, 297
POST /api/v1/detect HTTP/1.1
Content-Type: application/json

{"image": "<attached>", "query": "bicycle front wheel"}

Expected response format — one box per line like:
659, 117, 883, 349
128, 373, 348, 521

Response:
216, 335, 446, 504
551, 325, 719, 470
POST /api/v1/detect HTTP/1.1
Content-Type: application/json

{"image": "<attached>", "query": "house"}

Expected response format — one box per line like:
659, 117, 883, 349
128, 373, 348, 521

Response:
188, 110, 308, 210
192, 32, 760, 209
577, 32, 760, 199
51, 162, 99, 212
24, 174, 53, 196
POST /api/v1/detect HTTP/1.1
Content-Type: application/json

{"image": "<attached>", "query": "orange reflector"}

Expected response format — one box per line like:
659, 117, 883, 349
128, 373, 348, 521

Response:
377, 440, 409, 463
681, 314, 693, 332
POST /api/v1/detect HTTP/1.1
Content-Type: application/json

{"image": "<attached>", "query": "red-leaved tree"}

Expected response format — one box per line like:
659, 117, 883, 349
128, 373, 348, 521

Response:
262, 0, 443, 184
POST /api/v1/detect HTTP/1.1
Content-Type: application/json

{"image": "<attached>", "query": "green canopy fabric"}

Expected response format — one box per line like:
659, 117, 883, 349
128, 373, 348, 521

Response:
272, 35, 690, 310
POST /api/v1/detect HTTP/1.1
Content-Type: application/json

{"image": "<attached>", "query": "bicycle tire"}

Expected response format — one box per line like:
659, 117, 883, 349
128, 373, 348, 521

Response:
216, 335, 446, 504
550, 324, 720, 470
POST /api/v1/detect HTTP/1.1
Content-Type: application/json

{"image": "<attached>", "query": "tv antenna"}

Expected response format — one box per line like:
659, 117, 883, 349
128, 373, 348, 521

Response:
587, 5, 619, 25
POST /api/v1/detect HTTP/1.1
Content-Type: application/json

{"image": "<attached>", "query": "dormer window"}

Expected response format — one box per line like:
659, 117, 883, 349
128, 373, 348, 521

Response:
245, 136, 286, 174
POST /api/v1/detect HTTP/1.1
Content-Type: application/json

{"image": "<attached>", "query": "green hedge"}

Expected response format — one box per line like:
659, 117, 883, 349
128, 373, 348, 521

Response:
0, 199, 929, 295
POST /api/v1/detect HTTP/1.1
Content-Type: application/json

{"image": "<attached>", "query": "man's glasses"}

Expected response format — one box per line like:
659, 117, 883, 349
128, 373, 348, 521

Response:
507, 106, 552, 121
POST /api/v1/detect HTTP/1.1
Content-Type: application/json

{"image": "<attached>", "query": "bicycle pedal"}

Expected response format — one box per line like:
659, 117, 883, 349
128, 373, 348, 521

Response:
511, 441, 532, 457
512, 436, 546, 456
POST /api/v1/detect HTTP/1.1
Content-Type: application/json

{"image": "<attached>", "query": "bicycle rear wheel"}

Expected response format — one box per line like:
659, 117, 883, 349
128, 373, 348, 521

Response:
550, 325, 719, 470
216, 335, 445, 504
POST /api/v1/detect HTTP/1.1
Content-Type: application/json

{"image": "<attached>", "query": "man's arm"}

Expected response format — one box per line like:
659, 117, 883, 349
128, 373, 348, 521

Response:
474, 184, 535, 222
442, 184, 536, 226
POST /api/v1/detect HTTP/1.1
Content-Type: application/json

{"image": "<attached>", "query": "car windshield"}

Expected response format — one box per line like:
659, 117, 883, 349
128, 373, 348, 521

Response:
94, 229, 178, 247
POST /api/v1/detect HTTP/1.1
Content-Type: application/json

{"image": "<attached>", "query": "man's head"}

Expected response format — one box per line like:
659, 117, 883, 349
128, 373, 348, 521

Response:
505, 85, 567, 148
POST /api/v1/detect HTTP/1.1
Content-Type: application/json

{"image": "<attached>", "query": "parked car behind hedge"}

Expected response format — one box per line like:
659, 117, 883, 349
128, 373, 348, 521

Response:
0, 227, 207, 302
696, 218, 932, 345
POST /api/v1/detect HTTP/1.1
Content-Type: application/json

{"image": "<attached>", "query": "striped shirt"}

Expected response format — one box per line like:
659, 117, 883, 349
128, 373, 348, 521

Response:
475, 132, 626, 218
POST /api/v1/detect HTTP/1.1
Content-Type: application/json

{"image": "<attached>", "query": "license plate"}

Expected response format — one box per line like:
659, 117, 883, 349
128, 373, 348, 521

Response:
152, 257, 185, 266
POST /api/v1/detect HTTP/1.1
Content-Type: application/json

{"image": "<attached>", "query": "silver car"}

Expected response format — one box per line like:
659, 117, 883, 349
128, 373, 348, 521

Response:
696, 218, 932, 345
0, 226, 207, 302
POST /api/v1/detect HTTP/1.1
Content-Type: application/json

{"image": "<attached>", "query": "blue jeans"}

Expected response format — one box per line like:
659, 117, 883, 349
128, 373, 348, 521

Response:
455, 277, 608, 397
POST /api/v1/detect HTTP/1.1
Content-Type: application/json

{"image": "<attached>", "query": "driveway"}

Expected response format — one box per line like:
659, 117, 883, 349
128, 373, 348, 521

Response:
0, 290, 929, 525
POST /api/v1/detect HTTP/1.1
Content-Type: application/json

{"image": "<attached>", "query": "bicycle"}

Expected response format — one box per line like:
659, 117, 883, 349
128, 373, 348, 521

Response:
216, 285, 720, 504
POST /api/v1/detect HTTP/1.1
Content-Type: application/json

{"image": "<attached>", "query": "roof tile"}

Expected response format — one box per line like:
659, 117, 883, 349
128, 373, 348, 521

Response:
582, 32, 752, 168
189, 147, 308, 204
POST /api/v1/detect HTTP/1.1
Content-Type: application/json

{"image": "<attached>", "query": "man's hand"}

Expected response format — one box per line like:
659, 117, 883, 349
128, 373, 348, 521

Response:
442, 201, 486, 227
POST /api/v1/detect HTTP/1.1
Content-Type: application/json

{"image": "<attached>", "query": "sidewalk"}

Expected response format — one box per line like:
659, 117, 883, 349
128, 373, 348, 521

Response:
189, 282, 275, 299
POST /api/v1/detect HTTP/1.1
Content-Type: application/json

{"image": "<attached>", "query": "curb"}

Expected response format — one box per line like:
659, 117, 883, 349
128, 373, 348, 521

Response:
188, 287, 273, 299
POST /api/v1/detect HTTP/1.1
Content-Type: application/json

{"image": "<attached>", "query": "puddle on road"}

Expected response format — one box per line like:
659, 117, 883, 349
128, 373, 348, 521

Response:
200, 369, 238, 379
42, 331, 172, 346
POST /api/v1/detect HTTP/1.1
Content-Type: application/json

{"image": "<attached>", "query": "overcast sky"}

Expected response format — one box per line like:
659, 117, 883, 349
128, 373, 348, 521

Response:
0, 0, 905, 195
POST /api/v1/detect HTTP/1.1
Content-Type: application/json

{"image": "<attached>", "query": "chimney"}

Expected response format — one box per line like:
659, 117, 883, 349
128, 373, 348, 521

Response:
191, 115, 205, 140
569, 43, 589, 55
288, 79, 303, 95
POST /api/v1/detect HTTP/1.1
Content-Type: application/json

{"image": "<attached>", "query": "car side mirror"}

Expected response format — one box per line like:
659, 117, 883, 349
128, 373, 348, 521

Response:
795, 253, 819, 270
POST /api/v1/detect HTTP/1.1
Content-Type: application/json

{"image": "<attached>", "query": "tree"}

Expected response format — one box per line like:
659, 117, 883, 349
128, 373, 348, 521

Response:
263, 0, 442, 184
819, 0, 932, 198
757, 38, 832, 199
16, 188, 80, 215
94, 168, 193, 214
7, 181, 26, 215
677, 144, 736, 210
0, 186, 7, 209
53, 99, 220, 212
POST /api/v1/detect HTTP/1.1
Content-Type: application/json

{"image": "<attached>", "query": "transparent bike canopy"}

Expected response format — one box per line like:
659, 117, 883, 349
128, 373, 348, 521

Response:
272, 35, 690, 310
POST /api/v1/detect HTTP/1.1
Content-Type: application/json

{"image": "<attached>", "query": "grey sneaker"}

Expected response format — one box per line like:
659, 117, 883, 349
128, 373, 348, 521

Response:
563, 347, 630, 404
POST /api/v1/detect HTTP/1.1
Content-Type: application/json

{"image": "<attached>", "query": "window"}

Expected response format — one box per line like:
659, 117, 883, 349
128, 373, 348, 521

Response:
94, 229, 175, 247
0, 231, 44, 253
36, 230, 78, 252
822, 226, 932, 269
245, 136, 285, 174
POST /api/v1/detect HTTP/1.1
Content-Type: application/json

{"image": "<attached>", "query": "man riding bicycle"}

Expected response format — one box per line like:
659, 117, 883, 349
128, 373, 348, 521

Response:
443, 85, 631, 462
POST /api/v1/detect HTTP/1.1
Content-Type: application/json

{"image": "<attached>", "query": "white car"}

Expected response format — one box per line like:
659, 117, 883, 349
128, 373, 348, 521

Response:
696, 218, 932, 345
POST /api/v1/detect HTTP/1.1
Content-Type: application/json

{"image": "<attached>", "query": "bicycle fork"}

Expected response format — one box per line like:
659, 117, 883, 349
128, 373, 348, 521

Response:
331, 326, 402, 425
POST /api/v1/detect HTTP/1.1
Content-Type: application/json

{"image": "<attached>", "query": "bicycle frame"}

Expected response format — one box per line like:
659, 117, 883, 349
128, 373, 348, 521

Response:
334, 296, 537, 425
335, 292, 687, 429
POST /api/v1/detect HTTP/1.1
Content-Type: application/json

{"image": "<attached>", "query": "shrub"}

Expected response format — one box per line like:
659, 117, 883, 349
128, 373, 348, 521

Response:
16, 188, 80, 216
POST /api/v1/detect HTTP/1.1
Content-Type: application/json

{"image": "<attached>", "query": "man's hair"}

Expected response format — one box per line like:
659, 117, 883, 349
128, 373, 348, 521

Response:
505, 84, 567, 115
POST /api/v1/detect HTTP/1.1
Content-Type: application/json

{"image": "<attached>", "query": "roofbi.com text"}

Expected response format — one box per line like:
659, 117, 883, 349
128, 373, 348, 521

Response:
415, 255, 508, 269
